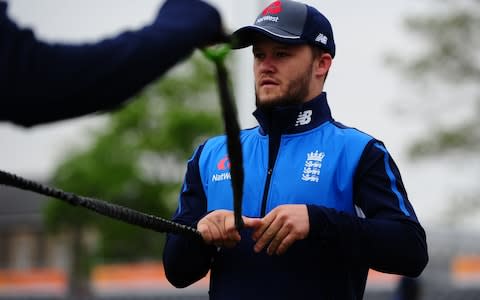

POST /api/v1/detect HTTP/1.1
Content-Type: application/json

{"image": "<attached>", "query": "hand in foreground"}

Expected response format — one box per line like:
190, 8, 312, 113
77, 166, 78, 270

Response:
243, 204, 310, 256
197, 210, 257, 248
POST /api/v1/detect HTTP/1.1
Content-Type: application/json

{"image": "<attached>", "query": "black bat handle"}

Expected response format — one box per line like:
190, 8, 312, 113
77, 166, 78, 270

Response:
0, 169, 202, 239
214, 60, 245, 230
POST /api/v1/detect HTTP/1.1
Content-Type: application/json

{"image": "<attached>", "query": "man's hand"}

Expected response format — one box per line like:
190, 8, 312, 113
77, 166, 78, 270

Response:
244, 204, 310, 256
197, 210, 243, 248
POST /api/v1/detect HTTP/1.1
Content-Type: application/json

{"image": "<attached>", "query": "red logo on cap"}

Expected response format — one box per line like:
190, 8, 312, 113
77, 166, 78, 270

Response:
262, 1, 282, 15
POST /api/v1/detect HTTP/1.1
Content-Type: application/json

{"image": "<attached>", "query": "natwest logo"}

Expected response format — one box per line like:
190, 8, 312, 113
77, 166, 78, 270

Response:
217, 155, 231, 170
262, 1, 282, 15
213, 155, 231, 182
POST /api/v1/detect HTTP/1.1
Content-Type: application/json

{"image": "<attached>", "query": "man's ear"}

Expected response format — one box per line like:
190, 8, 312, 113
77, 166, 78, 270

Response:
313, 52, 332, 79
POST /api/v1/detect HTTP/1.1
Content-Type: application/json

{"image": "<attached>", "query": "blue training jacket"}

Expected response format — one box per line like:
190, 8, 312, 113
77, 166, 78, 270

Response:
0, 0, 222, 127
163, 93, 428, 300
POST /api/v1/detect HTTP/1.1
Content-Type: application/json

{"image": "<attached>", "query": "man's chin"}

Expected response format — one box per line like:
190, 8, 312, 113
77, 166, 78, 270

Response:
257, 97, 278, 105
256, 96, 281, 109
256, 94, 304, 110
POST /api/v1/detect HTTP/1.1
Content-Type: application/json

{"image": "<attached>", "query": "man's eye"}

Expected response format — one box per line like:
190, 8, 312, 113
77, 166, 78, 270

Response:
254, 52, 265, 59
276, 52, 289, 57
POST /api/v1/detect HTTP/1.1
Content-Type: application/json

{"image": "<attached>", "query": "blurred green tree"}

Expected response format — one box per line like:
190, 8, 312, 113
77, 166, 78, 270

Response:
387, 0, 480, 223
43, 53, 224, 297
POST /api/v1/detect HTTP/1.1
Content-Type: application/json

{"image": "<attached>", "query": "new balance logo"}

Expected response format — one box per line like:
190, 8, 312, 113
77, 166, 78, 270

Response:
315, 33, 328, 45
295, 110, 312, 126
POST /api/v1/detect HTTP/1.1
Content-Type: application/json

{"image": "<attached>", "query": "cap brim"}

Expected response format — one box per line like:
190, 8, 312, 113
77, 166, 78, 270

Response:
230, 26, 305, 49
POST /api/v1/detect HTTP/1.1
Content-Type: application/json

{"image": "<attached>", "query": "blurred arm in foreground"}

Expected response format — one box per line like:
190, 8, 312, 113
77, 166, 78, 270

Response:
0, 0, 224, 127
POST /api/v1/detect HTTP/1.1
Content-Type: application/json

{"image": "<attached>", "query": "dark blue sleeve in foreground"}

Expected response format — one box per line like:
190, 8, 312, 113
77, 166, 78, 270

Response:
0, 0, 223, 126
308, 140, 428, 277
163, 144, 216, 288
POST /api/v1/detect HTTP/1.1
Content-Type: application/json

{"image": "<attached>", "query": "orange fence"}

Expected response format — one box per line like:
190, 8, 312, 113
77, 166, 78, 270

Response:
0, 268, 66, 296
2, 258, 479, 296
91, 262, 208, 295
451, 255, 480, 286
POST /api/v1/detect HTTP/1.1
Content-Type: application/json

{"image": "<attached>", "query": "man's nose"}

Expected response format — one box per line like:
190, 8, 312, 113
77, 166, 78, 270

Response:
258, 55, 276, 73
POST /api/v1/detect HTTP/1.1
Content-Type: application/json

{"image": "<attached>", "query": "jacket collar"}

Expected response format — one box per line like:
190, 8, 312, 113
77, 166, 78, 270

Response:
253, 92, 333, 136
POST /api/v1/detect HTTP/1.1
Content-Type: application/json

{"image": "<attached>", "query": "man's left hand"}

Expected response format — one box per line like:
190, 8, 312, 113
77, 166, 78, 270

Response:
243, 204, 310, 256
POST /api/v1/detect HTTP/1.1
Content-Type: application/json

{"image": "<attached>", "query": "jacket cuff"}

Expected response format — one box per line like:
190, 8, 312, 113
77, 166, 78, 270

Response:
307, 204, 333, 241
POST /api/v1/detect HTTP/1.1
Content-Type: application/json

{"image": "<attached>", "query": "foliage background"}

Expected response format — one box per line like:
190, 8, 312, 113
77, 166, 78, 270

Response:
42, 54, 224, 286
387, 0, 480, 225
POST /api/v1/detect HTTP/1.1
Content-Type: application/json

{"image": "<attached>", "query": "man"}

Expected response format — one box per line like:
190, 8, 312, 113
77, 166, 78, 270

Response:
163, 1, 428, 299
0, 0, 224, 127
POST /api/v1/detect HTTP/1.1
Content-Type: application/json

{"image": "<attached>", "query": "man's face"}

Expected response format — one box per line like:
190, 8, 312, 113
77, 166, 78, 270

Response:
253, 37, 317, 109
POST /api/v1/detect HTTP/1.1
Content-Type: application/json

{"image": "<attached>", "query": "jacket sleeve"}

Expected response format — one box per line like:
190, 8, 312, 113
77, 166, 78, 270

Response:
0, 0, 223, 127
307, 140, 428, 277
163, 144, 216, 288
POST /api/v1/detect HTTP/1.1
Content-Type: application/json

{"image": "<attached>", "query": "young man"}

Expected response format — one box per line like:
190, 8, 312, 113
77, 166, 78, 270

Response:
0, 0, 224, 127
163, 1, 428, 299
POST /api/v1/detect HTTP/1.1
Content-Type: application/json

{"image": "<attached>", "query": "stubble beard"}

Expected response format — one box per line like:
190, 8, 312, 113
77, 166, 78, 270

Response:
255, 65, 313, 110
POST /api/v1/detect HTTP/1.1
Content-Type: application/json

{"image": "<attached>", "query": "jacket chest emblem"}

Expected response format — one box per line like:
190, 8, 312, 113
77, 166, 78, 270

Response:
301, 150, 325, 182
212, 155, 231, 182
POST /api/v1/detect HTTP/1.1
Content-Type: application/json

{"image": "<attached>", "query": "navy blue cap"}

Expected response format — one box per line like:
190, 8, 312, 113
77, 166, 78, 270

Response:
231, 0, 336, 58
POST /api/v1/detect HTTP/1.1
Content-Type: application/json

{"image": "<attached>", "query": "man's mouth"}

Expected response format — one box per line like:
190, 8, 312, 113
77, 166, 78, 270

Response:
259, 78, 279, 87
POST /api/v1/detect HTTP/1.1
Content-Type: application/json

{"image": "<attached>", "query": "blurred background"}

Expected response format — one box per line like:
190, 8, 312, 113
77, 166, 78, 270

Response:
1, 0, 479, 299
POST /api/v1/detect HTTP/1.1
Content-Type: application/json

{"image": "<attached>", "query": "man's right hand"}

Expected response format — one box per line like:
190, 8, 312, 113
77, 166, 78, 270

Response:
197, 210, 262, 248
197, 210, 241, 248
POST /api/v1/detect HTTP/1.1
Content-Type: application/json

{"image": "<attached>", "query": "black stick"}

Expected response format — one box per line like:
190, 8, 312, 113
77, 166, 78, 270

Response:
212, 58, 245, 230
0, 169, 201, 239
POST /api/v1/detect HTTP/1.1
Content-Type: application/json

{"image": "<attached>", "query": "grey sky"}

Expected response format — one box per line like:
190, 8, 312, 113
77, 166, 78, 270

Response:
2, 0, 477, 229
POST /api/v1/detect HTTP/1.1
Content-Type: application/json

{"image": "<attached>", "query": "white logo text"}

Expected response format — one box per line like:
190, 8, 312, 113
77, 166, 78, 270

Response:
256, 16, 279, 23
212, 172, 231, 182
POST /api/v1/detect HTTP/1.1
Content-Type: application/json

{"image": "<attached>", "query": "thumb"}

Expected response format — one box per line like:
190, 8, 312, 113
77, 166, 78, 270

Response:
242, 216, 262, 229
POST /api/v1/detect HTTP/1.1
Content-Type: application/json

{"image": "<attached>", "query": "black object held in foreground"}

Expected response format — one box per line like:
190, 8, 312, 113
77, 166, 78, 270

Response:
0, 169, 201, 239
206, 46, 245, 230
